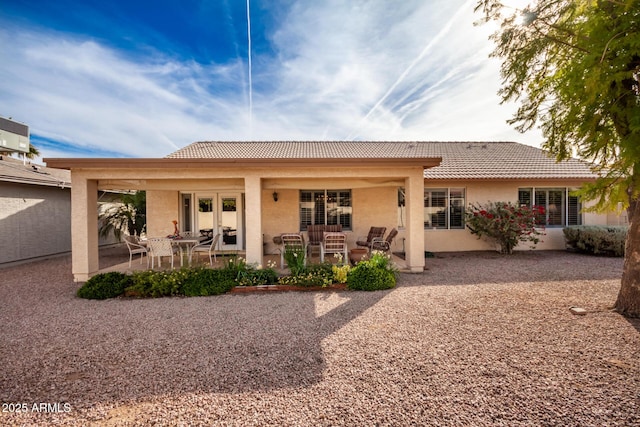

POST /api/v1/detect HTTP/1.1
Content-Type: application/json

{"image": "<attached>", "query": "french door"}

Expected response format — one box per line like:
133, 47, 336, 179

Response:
185, 193, 243, 251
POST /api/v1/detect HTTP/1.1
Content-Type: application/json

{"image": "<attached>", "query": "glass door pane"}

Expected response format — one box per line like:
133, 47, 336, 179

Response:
220, 196, 239, 250
197, 197, 215, 239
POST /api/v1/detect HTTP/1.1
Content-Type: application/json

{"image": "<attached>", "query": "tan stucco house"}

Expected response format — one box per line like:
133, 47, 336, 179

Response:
44, 141, 625, 282
0, 155, 72, 264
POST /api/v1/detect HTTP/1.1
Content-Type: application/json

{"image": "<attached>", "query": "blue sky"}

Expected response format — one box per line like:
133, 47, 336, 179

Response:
0, 0, 540, 161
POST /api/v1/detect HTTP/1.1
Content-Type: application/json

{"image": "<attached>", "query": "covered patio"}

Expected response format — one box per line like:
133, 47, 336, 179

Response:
98, 245, 409, 278
45, 141, 442, 282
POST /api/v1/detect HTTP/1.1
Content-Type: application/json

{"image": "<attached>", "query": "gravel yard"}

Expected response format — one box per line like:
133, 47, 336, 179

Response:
0, 249, 638, 426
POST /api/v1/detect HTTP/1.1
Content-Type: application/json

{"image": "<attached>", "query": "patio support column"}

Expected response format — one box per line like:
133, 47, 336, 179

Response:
244, 176, 263, 265
71, 174, 99, 282
405, 172, 425, 273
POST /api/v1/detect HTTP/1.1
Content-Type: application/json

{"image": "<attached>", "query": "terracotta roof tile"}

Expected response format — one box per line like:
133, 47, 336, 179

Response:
166, 141, 596, 180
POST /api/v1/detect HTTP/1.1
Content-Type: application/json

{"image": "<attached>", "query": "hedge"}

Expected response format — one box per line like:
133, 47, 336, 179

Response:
563, 225, 627, 257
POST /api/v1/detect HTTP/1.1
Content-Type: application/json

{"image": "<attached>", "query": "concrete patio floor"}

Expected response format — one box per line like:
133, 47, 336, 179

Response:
99, 244, 408, 276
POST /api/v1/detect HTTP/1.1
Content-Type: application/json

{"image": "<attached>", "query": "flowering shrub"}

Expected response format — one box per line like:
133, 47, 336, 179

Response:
331, 253, 350, 283
278, 263, 333, 287
226, 257, 278, 286
465, 201, 545, 254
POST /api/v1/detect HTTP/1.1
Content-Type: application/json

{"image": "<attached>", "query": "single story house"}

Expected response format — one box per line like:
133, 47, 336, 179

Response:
0, 155, 72, 264
0, 155, 127, 265
44, 141, 626, 282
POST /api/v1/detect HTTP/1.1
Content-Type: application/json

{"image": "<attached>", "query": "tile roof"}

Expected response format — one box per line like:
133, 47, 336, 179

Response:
0, 155, 71, 187
166, 141, 438, 159
167, 141, 596, 180
422, 141, 596, 180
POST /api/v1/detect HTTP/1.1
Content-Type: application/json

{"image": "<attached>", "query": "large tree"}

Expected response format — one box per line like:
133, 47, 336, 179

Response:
476, 0, 640, 316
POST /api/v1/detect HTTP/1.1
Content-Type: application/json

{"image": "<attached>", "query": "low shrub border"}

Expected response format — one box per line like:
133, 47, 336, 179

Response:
346, 251, 398, 291
563, 225, 628, 257
76, 252, 398, 299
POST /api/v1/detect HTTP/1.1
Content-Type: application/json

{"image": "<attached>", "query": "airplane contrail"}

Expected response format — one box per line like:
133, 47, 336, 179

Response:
246, 0, 253, 139
345, 0, 475, 140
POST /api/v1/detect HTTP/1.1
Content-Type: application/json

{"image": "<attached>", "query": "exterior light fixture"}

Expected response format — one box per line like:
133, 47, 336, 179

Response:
272, 191, 279, 202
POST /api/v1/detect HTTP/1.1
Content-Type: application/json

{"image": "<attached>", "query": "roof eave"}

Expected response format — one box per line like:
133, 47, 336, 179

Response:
44, 157, 443, 170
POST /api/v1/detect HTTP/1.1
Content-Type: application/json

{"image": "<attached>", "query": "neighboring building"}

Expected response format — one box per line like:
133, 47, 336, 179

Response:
0, 155, 72, 264
0, 155, 124, 265
45, 141, 624, 282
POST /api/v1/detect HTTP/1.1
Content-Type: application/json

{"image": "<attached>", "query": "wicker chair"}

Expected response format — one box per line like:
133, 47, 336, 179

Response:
371, 228, 398, 253
356, 227, 387, 252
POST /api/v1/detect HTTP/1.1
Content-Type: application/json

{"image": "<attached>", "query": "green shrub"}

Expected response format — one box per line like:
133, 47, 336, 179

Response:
563, 225, 627, 257
237, 268, 279, 286
279, 263, 333, 287
220, 257, 278, 287
346, 251, 397, 291
182, 268, 236, 296
126, 270, 183, 297
77, 272, 131, 299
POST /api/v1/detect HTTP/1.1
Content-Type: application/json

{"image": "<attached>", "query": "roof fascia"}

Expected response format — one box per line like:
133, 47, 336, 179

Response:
44, 157, 442, 170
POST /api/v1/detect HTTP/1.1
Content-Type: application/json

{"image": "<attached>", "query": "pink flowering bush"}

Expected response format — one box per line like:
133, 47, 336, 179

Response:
465, 201, 545, 254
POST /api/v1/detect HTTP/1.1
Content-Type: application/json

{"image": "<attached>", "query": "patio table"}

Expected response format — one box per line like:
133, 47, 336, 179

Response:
169, 237, 201, 266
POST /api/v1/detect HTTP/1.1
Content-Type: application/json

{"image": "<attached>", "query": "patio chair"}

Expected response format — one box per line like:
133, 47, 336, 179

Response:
356, 227, 387, 252
371, 228, 398, 253
124, 235, 148, 267
280, 233, 306, 268
306, 225, 343, 257
320, 232, 348, 262
147, 238, 179, 269
191, 233, 221, 266
305, 225, 324, 258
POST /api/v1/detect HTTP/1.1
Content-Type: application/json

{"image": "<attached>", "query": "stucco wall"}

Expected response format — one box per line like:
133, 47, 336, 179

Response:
147, 179, 625, 255
261, 186, 401, 254
146, 190, 180, 238
422, 179, 615, 252
0, 182, 72, 264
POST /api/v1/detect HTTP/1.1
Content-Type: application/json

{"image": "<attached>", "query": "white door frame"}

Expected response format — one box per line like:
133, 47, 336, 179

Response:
190, 192, 243, 250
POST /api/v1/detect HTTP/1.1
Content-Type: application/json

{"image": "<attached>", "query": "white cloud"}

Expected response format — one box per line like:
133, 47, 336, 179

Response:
0, 0, 542, 160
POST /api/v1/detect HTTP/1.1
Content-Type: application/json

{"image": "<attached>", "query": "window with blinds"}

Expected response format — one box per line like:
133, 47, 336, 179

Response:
299, 190, 352, 230
424, 188, 465, 229
518, 187, 582, 227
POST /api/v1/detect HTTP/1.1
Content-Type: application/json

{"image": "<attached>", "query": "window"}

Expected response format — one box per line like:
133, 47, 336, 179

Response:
397, 188, 406, 229
300, 190, 352, 230
518, 188, 582, 227
424, 188, 465, 229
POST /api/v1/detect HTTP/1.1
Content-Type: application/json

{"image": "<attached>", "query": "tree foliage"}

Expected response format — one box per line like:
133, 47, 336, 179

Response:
98, 191, 146, 240
476, 0, 640, 316
1, 144, 41, 160
476, 0, 639, 212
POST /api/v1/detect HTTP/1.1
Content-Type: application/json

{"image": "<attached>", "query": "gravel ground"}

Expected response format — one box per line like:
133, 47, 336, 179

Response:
0, 248, 638, 426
